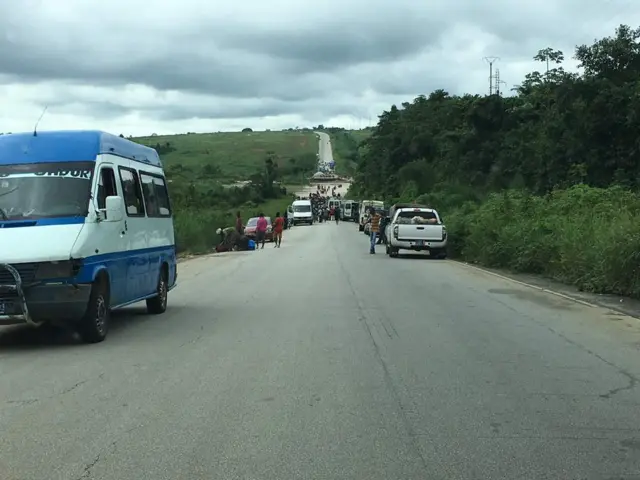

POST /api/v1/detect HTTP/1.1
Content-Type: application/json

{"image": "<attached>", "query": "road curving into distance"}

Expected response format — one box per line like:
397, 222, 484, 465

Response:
1, 221, 640, 479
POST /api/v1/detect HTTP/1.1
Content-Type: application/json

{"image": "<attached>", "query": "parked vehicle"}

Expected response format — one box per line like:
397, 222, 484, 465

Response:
351, 201, 360, 222
358, 200, 384, 231
328, 198, 341, 212
0, 130, 177, 343
384, 204, 447, 258
340, 200, 359, 222
244, 217, 273, 241
291, 199, 313, 225
363, 207, 387, 236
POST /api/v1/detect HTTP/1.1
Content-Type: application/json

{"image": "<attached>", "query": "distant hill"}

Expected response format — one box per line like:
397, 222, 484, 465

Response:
132, 131, 318, 182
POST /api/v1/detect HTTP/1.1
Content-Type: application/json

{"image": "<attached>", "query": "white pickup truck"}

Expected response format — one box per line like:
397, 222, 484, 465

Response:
384, 204, 447, 258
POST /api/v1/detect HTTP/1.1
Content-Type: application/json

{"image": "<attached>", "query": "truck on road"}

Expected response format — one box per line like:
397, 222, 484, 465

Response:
384, 204, 447, 258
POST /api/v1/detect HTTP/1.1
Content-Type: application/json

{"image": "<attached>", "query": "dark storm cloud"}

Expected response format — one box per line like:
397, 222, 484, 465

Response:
0, 4, 442, 101
217, 10, 444, 72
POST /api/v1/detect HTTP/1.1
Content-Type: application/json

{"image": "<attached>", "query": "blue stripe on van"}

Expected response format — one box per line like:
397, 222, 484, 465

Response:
36, 245, 177, 309
75, 245, 178, 307
77, 245, 177, 281
0, 217, 86, 227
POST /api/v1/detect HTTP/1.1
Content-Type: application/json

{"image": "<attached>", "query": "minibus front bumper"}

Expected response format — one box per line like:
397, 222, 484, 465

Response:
0, 263, 91, 326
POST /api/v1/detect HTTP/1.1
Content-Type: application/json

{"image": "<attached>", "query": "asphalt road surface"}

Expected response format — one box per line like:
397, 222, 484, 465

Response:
296, 131, 349, 198
2, 223, 640, 479
315, 131, 334, 164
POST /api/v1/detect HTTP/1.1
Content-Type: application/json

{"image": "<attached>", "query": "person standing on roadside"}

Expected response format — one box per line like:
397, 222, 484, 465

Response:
235, 211, 244, 235
368, 207, 381, 254
334, 205, 340, 224
273, 211, 284, 248
256, 212, 268, 249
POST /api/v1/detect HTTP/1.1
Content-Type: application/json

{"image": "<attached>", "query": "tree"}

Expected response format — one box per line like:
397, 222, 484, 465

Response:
575, 24, 640, 84
534, 47, 564, 72
242, 127, 253, 132
350, 24, 640, 201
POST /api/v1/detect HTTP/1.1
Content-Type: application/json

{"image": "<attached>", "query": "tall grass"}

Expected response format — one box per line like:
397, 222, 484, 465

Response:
445, 185, 640, 298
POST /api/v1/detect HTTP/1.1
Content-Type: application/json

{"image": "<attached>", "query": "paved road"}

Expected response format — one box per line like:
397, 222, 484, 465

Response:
315, 131, 334, 164
296, 132, 349, 198
2, 223, 640, 479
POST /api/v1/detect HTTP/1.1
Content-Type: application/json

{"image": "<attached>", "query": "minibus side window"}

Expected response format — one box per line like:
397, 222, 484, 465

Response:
139, 171, 172, 217
97, 167, 117, 210
153, 177, 172, 217
118, 167, 145, 217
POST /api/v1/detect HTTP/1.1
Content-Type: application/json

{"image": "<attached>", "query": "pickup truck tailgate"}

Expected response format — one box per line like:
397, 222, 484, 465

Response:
396, 224, 444, 241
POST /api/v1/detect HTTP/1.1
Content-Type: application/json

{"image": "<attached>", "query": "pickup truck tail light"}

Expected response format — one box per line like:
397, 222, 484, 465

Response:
393, 225, 399, 239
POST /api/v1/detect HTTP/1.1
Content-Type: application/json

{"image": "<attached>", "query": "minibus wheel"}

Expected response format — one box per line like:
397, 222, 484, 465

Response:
147, 267, 168, 314
78, 275, 110, 343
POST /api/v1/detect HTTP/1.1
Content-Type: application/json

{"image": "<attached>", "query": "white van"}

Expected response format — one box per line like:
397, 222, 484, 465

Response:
328, 198, 341, 211
359, 200, 384, 231
341, 200, 357, 221
0, 130, 177, 343
291, 199, 313, 225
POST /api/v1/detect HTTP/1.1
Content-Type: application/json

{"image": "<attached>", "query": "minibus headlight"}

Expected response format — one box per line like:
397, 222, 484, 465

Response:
35, 260, 82, 280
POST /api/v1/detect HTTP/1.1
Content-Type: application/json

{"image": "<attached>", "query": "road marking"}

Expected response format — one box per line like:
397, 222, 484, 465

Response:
451, 260, 598, 308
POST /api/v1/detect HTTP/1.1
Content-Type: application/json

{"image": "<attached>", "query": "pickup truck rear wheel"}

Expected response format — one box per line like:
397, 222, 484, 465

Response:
389, 247, 399, 257
431, 249, 447, 259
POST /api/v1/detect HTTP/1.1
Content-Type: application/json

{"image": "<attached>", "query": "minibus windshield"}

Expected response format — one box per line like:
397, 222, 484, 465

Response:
0, 161, 94, 220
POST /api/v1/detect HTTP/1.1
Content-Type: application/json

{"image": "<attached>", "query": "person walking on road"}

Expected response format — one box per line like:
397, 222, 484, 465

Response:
334, 205, 340, 224
273, 212, 284, 248
368, 207, 381, 254
256, 212, 268, 249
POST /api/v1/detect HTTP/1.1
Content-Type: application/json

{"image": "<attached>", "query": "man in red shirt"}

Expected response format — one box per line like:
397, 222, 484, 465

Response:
273, 211, 284, 248
256, 213, 268, 249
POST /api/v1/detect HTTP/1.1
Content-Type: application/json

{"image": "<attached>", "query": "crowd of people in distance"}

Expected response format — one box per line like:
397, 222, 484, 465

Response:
216, 184, 346, 252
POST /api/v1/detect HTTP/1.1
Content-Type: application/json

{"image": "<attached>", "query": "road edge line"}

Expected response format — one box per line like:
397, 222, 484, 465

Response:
450, 260, 598, 309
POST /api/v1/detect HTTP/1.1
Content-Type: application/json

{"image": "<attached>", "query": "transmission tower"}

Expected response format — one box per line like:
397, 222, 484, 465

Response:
493, 68, 507, 96
483, 56, 499, 95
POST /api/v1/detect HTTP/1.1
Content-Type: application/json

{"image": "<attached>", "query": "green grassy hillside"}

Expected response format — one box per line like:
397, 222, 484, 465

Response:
133, 131, 318, 182
130, 130, 319, 254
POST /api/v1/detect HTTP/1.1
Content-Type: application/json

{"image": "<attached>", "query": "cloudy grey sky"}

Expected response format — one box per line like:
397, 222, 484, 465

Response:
0, 0, 637, 136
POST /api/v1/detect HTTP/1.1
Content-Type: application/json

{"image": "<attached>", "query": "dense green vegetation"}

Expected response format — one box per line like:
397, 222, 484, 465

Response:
349, 25, 640, 298
131, 131, 319, 254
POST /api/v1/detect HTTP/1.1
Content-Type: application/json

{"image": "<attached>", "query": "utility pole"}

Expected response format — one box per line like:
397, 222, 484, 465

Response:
483, 56, 499, 95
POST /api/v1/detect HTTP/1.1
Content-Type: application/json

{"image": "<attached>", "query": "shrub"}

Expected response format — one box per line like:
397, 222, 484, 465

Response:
447, 185, 640, 298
